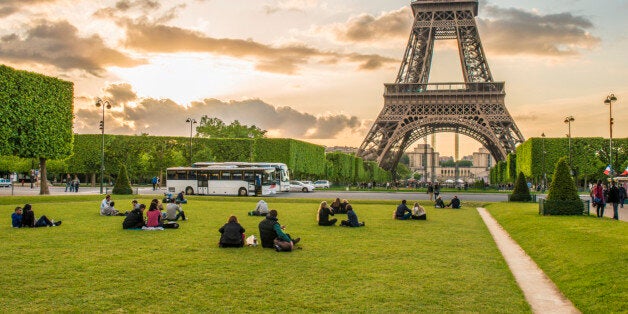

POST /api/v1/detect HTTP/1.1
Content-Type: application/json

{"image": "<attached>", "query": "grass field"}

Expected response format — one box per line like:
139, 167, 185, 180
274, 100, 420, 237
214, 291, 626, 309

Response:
486, 203, 628, 313
0, 195, 533, 312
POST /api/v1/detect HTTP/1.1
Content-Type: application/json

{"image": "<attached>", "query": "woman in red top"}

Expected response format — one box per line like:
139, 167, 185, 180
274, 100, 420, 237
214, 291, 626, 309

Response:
146, 202, 163, 227
592, 180, 606, 218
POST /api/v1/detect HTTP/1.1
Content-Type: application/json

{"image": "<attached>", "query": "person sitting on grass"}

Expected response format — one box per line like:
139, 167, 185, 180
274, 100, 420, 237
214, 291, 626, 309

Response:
434, 196, 446, 208
258, 209, 300, 252
249, 199, 269, 216
146, 202, 163, 228
218, 215, 246, 248
21, 204, 61, 227
340, 204, 364, 227
317, 201, 337, 226
411, 202, 426, 220
11, 207, 23, 228
102, 201, 124, 216
176, 191, 188, 204
123, 204, 145, 229
330, 198, 341, 214
100, 194, 112, 215
165, 199, 187, 221
395, 200, 412, 220
447, 196, 461, 209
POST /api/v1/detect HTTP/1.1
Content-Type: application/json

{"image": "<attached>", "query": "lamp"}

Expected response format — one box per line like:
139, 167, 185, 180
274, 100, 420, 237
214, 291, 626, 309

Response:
186, 118, 197, 166
95, 97, 112, 194
604, 93, 617, 176
563, 116, 574, 174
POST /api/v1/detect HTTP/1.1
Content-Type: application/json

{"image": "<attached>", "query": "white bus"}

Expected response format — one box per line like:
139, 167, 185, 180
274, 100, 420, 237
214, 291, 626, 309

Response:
192, 162, 290, 192
166, 165, 276, 196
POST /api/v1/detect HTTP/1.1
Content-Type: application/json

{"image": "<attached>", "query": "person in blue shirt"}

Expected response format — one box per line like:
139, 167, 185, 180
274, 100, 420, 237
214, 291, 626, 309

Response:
340, 204, 364, 227
395, 200, 412, 220
11, 207, 22, 228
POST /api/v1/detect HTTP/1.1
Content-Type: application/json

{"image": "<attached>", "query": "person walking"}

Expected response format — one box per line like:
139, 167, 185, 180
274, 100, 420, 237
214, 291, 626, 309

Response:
619, 183, 627, 209
591, 180, 606, 218
607, 181, 621, 220
427, 183, 434, 201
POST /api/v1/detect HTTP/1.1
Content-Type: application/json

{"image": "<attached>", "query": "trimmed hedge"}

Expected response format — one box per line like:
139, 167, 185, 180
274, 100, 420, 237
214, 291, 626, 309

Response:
541, 157, 583, 215
112, 164, 133, 195
510, 172, 531, 202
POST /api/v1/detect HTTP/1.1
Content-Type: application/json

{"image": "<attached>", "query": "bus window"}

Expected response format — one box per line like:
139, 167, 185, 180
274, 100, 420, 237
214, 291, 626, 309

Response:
167, 171, 176, 180
221, 171, 231, 180
209, 171, 220, 181
197, 172, 208, 187
232, 171, 243, 181
244, 171, 255, 182
187, 170, 196, 180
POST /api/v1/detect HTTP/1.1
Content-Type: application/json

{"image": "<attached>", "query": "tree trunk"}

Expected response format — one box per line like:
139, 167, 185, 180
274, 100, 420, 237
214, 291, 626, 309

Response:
91, 173, 96, 187
39, 157, 50, 195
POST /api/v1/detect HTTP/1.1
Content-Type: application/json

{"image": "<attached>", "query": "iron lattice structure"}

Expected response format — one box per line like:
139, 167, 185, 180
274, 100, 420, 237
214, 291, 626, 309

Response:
358, 0, 524, 171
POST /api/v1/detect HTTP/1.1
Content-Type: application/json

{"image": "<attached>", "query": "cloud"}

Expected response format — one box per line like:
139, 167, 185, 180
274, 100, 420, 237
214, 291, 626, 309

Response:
325, 7, 412, 43
263, 0, 324, 14
479, 5, 600, 56
121, 19, 397, 74
75, 83, 365, 139
0, 20, 146, 76
0, 0, 57, 17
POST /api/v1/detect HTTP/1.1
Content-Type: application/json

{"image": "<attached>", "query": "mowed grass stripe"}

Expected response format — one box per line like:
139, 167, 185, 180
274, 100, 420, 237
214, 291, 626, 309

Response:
0, 197, 529, 312
486, 203, 627, 313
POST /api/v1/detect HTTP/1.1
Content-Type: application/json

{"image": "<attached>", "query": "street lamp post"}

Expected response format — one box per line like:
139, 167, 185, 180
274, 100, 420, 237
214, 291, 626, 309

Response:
95, 98, 111, 194
564, 116, 574, 172
604, 93, 617, 176
186, 118, 197, 166
541, 133, 546, 192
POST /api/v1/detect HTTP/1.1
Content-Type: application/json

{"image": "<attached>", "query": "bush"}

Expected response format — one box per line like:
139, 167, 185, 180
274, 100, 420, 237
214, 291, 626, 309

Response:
510, 172, 531, 202
541, 157, 582, 215
112, 164, 133, 195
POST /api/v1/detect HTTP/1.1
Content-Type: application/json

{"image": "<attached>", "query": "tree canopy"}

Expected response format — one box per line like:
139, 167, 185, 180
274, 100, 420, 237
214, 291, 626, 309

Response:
196, 116, 266, 139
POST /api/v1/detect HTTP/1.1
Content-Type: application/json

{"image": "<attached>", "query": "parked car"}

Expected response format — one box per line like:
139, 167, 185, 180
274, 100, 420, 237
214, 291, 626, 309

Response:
313, 180, 331, 189
289, 180, 315, 192
0, 178, 12, 188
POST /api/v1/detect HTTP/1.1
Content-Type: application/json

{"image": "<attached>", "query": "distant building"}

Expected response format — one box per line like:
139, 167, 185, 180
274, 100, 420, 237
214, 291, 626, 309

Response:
325, 146, 358, 154
407, 145, 493, 183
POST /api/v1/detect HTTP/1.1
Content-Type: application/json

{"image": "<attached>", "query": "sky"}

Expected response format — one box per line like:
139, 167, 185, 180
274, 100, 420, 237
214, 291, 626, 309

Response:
1, 0, 626, 158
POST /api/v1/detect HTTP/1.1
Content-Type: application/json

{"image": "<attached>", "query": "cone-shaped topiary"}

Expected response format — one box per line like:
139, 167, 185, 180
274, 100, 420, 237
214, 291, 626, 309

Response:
510, 172, 531, 202
112, 164, 133, 195
542, 157, 583, 215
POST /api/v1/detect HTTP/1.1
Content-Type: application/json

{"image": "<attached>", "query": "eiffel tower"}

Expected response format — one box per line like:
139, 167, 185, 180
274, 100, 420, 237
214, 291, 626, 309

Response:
357, 0, 524, 171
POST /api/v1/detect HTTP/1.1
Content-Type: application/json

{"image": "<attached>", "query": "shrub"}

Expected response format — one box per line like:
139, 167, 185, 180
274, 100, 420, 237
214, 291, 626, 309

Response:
510, 172, 531, 202
112, 164, 133, 195
541, 157, 583, 215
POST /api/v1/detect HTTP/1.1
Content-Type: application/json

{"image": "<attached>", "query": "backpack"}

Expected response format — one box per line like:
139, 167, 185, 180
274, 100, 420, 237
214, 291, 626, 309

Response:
273, 238, 292, 252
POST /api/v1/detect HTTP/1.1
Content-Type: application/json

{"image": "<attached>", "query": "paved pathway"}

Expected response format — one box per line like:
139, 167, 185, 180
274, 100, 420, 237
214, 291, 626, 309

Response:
477, 208, 580, 314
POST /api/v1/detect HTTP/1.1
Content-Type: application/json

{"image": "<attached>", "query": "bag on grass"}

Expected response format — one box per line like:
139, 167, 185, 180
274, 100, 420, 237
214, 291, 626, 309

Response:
246, 235, 258, 246
163, 222, 179, 229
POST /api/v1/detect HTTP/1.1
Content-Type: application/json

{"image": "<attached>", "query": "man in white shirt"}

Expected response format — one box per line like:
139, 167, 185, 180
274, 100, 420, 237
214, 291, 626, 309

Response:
249, 200, 269, 216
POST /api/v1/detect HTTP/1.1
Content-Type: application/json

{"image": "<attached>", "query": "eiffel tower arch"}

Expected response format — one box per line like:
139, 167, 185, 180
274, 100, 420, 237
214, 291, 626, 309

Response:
357, 0, 524, 171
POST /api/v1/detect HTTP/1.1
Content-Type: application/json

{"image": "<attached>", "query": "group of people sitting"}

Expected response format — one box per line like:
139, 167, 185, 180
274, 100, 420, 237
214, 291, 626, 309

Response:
11, 204, 62, 228
317, 200, 365, 227
110, 196, 187, 230
434, 195, 461, 209
394, 200, 427, 220
219, 209, 300, 252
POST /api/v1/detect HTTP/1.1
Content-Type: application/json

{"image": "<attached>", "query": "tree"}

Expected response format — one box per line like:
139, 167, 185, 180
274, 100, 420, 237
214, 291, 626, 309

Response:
0, 65, 74, 195
510, 172, 531, 202
112, 164, 132, 195
196, 116, 266, 138
543, 157, 583, 215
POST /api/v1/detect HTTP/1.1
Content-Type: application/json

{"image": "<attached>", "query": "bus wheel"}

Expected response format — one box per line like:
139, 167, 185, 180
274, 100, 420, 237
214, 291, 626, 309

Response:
185, 187, 194, 195
238, 187, 248, 196
302, 187, 308, 192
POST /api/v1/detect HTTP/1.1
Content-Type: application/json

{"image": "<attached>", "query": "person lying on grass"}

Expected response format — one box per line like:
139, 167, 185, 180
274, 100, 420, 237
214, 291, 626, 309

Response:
21, 204, 61, 227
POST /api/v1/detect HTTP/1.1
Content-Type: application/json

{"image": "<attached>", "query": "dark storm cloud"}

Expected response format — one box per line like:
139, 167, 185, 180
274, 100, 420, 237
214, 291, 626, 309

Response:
0, 20, 146, 76
121, 19, 397, 74
329, 7, 412, 42
479, 4, 600, 56
75, 83, 364, 139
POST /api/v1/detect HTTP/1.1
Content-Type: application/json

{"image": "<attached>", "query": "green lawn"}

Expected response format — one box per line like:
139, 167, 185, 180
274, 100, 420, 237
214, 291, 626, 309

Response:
0, 195, 530, 312
486, 203, 628, 313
